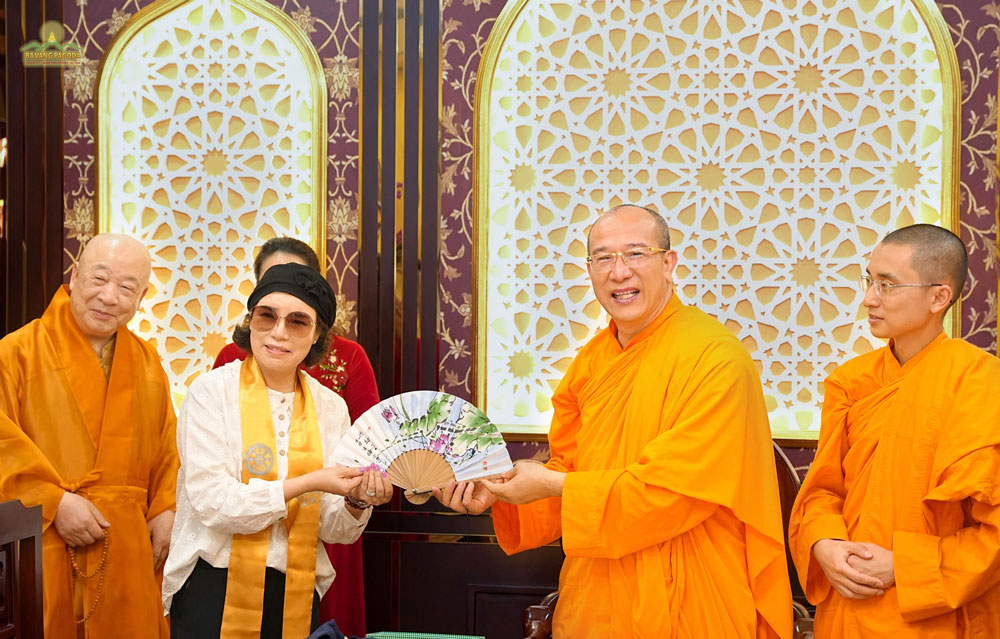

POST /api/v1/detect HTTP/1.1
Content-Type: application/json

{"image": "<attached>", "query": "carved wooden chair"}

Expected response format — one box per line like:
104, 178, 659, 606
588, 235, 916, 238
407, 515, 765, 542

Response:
523, 591, 558, 639
774, 445, 815, 638
0, 500, 44, 639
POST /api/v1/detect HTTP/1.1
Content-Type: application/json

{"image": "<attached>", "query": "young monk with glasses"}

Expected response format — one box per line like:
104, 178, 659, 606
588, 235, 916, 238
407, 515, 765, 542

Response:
789, 224, 1000, 638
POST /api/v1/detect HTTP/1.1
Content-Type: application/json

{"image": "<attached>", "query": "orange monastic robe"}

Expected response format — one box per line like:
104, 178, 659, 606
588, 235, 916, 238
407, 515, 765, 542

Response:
493, 294, 792, 639
788, 333, 1000, 638
0, 286, 178, 639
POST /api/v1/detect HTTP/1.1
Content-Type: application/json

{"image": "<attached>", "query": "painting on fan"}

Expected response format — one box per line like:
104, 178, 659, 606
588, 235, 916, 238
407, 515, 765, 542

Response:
332, 391, 514, 503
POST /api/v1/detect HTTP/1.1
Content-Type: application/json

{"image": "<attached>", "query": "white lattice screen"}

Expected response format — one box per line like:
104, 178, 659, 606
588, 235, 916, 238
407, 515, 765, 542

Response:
97, 0, 327, 404
475, 0, 958, 437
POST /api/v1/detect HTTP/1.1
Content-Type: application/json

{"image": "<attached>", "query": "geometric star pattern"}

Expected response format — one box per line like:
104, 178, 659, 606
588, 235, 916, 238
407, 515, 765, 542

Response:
97, 0, 327, 404
475, 0, 958, 437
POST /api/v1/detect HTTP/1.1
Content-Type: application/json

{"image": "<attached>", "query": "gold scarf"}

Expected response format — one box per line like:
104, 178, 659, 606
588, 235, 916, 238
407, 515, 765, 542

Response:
220, 356, 323, 639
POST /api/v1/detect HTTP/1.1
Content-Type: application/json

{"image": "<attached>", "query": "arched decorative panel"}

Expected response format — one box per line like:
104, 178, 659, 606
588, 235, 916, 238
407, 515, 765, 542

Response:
96, 0, 327, 404
474, 0, 959, 438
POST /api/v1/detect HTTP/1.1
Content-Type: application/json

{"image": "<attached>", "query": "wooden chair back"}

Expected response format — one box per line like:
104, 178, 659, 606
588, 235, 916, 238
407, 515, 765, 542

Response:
0, 500, 43, 639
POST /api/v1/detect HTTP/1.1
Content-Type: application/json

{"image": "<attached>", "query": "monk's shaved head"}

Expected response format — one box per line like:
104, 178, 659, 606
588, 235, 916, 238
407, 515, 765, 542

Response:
881, 224, 967, 304
78, 233, 152, 283
588, 205, 670, 253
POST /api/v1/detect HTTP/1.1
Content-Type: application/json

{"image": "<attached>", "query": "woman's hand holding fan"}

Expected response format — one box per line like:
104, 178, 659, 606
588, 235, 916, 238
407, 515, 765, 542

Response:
283, 465, 363, 502
345, 464, 393, 509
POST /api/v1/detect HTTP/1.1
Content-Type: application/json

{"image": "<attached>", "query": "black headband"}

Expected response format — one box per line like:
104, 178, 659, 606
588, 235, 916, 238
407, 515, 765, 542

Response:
247, 262, 336, 328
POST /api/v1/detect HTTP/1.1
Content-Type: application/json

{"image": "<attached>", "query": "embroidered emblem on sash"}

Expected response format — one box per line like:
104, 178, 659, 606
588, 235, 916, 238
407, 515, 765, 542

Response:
244, 443, 274, 476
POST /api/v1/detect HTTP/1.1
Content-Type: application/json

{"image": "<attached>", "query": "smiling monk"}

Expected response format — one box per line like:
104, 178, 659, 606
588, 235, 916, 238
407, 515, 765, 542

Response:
789, 224, 1000, 638
436, 205, 792, 638
0, 234, 179, 638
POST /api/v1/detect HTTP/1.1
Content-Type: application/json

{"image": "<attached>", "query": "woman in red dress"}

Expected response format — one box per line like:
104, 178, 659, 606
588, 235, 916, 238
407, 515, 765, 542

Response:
214, 237, 377, 636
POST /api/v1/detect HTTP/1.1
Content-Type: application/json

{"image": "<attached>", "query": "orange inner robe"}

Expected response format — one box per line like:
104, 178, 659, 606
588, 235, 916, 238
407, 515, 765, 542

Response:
493, 295, 792, 639
0, 286, 178, 639
789, 333, 1000, 639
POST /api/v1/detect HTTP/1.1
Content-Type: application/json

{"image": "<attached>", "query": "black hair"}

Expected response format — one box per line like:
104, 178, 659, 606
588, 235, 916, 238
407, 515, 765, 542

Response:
253, 237, 321, 280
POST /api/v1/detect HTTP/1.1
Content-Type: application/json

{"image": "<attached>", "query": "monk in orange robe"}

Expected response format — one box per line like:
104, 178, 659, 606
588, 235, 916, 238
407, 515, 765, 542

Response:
0, 234, 179, 638
788, 224, 1000, 638
436, 205, 792, 638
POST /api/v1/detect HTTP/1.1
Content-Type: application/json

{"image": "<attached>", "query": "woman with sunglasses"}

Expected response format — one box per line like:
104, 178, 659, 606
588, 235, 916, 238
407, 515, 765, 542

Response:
162, 263, 393, 639
215, 237, 380, 425
213, 237, 377, 636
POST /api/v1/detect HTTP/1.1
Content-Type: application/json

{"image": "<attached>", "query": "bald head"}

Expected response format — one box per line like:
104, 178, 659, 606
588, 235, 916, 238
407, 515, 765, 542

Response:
881, 224, 967, 305
588, 205, 671, 253
78, 233, 152, 279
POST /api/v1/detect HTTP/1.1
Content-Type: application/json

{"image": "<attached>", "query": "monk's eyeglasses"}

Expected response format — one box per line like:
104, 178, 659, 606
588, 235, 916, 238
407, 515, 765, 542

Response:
858, 275, 942, 298
248, 305, 316, 338
586, 247, 669, 273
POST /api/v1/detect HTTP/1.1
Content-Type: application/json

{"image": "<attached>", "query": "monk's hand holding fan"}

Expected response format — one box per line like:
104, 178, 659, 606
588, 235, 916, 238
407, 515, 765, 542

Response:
332, 391, 514, 505
481, 459, 564, 505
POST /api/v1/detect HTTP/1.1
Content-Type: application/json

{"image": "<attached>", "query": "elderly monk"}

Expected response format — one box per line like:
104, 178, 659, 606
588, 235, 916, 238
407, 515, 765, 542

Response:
0, 233, 179, 638
788, 224, 1000, 638
436, 205, 792, 638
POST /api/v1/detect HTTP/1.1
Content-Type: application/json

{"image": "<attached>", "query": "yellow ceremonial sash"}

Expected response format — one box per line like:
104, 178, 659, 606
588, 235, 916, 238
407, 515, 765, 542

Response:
220, 356, 324, 639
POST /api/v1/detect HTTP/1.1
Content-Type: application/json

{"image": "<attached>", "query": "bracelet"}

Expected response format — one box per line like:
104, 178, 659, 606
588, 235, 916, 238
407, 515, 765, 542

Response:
344, 493, 374, 510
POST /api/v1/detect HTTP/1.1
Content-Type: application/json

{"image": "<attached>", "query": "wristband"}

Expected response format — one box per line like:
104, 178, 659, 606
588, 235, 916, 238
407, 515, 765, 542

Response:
344, 493, 373, 510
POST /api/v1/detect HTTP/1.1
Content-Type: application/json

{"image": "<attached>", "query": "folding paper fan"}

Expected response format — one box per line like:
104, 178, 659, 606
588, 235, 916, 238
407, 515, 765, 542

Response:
331, 391, 513, 504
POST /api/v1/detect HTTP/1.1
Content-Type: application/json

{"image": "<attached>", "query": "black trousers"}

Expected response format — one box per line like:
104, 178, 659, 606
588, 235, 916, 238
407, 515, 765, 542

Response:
170, 558, 320, 639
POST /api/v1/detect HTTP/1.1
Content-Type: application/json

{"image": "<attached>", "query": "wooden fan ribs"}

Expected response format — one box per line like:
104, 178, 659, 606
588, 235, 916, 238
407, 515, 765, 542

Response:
387, 449, 456, 505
